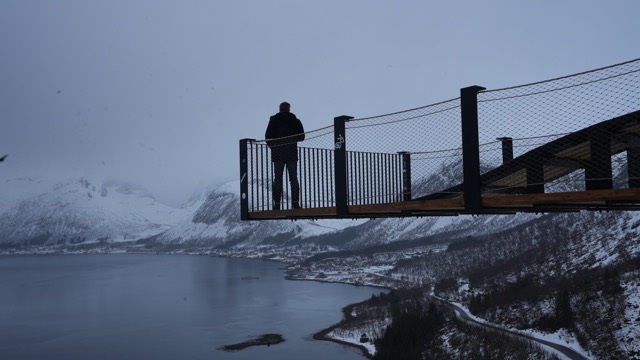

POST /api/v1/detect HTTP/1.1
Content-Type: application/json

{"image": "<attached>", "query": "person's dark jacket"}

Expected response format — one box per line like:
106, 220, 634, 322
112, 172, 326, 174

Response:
265, 112, 305, 162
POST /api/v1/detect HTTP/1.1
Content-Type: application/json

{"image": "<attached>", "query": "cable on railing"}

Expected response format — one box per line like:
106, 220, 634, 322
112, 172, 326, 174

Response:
481, 57, 640, 95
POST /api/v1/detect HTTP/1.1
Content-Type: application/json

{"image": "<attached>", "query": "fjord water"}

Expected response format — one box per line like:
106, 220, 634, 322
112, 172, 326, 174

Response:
0, 254, 380, 360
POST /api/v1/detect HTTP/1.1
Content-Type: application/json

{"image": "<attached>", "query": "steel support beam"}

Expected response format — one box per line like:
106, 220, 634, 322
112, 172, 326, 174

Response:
334, 116, 353, 217
239, 138, 255, 220
461, 85, 486, 212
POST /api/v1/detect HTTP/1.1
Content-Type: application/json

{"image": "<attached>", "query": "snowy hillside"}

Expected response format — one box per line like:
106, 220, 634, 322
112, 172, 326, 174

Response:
0, 177, 191, 247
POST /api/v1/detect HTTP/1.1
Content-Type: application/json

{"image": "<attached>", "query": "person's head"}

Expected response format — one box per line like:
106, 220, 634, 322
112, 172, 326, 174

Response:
279, 102, 290, 113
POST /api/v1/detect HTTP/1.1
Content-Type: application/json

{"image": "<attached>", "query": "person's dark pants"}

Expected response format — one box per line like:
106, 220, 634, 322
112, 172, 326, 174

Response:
272, 160, 300, 210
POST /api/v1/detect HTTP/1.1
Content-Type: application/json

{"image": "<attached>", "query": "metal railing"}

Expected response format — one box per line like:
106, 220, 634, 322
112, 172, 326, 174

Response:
240, 136, 407, 218
347, 150, 405, 205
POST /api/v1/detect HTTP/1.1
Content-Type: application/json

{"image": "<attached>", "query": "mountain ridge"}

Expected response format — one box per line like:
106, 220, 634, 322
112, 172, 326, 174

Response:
0, 177, 194, 247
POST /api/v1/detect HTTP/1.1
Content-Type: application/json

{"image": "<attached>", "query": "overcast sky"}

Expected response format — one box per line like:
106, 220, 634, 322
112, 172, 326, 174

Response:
1, 1, 639, 206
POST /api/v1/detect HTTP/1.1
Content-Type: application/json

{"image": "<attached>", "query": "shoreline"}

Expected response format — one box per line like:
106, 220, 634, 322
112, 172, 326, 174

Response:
283, 269, 394, 359
311, 300, 375, 359
284, 268, 392, 359
284, 263, 393, 359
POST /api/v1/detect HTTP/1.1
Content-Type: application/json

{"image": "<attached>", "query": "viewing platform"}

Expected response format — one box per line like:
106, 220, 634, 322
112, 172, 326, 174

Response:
240, 59, 640, 220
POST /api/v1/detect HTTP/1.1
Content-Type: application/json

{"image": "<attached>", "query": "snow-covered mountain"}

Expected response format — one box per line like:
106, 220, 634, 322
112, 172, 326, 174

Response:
0, 177, 191, 247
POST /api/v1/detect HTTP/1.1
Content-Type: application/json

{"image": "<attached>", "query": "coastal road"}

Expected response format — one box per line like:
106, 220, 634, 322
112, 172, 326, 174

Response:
433, 297, 590, 360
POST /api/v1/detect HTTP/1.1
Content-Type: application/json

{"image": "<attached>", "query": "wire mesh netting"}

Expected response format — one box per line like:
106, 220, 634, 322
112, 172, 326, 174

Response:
477, 58, 640, 194
346, 98, 463, 202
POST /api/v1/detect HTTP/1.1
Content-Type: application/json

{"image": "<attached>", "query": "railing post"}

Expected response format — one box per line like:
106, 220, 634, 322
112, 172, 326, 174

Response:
461, 85, 486, 212
496, 137, 513, 164
526, 163, 545, 194
334, 115, 353, 217
586, 132, 613, 190
239, 138, 254, 220
399, 151, 412, 201
628, 143, 640, 188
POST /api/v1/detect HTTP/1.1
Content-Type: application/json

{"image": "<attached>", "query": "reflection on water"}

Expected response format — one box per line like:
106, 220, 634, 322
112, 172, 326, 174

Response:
0, 254, 380, 360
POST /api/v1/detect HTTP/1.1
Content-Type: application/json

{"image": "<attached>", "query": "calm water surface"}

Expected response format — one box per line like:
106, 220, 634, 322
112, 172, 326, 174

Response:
0, 254, 382, 360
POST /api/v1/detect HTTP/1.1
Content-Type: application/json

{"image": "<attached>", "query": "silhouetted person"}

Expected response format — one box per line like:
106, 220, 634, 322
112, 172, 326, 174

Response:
265, 102, 305, 210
